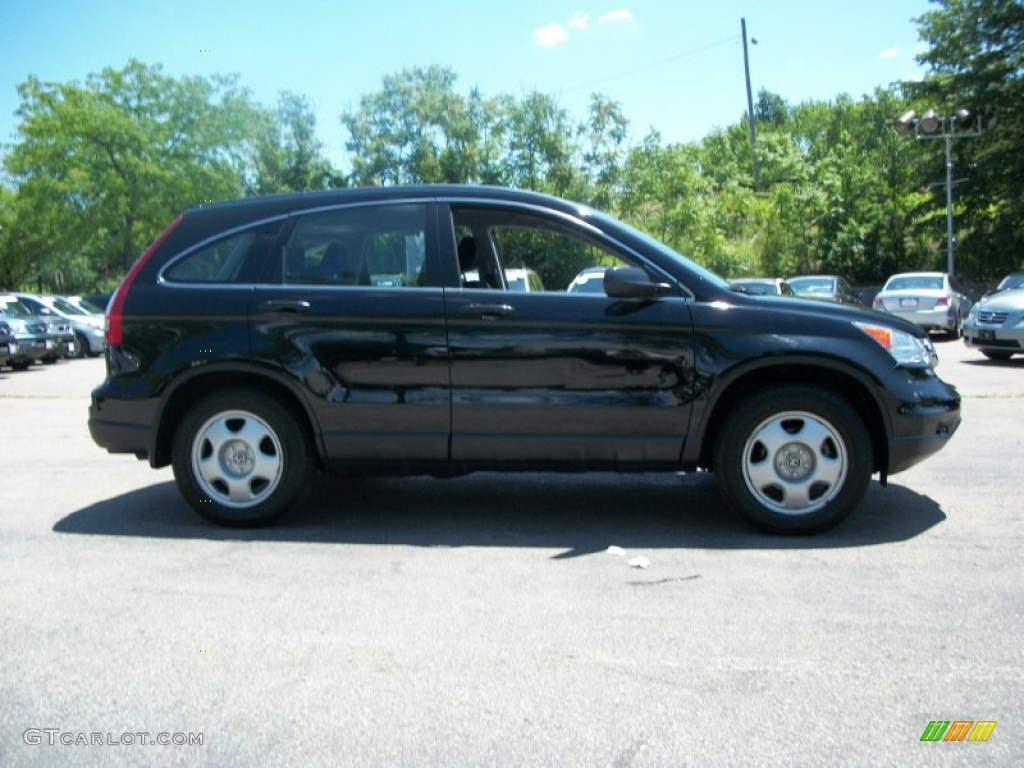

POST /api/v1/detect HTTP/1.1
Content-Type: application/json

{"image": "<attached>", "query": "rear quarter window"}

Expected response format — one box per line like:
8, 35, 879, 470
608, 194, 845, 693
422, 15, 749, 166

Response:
163, 226, 279, 284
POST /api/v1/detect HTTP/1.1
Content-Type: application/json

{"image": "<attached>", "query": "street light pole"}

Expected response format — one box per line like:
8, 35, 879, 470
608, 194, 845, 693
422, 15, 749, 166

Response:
893, 109, 994, 276
943, 133, 954, 276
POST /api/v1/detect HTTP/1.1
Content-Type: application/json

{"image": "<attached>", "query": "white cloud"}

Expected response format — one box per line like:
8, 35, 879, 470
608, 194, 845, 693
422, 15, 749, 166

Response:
879, 46, 900, 60
598, 8, 633, 24
533, 23, 568, 47
569, 10, 590, 30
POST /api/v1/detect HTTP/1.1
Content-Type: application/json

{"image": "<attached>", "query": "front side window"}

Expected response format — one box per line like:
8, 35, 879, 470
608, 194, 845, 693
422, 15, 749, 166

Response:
451, 206, 633, 293
283, 203, 429, 288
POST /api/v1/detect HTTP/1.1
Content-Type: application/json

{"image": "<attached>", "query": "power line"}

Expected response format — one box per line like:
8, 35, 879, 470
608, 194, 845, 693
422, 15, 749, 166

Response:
561, 35, 739, 94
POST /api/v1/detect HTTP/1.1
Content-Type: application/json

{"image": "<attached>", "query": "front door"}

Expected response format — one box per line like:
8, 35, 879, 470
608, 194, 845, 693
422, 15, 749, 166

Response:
442, 202, 697, 465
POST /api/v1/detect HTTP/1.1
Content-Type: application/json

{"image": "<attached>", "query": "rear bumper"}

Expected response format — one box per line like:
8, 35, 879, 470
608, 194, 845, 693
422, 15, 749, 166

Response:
88, 390, 160, 460
884, 307, 958, 331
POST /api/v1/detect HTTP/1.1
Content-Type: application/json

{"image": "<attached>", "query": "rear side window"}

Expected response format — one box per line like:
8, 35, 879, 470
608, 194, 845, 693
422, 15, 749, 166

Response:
283, 204, 430, 288
163, 224, 280, 284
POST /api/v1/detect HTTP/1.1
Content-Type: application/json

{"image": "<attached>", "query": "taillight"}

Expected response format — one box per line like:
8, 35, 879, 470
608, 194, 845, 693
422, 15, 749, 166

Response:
872, 297, 884, 310
935, 296, 950, 306
106, 215, 183, 346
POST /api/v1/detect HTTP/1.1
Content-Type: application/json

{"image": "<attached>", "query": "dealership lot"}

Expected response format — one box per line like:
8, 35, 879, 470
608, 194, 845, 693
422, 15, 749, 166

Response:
1, 341, 1021, 767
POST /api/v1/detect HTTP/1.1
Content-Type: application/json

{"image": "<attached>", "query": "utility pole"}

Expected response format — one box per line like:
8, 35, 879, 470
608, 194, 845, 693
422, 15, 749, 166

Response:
741, 18, 761, 189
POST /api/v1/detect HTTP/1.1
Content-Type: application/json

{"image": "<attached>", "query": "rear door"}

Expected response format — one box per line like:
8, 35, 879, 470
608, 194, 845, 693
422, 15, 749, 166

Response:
249, 201, 451, 462
441, 201, 696, 465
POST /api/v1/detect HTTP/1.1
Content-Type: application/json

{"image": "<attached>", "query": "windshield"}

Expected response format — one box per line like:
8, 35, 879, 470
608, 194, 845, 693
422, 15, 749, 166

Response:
51, 298, 89, 315
789, 277, 832, 293
584, 208, 732, 291
885, 275, 944, 291
995, 274, 1024, 292
0, 299, 33, 317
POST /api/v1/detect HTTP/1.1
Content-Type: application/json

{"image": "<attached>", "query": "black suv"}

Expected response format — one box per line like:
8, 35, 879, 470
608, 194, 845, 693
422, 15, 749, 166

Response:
88, 185, 960, 533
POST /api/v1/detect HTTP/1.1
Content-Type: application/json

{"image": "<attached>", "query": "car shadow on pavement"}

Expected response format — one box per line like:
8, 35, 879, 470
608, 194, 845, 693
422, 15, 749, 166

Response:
53, 472, 946, 555
959, 356, 1024, 368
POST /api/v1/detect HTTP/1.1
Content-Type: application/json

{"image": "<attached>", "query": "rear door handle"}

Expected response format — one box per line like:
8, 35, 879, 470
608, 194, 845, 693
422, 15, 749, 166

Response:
460, 303, 515, 319
259, 300, 311, 312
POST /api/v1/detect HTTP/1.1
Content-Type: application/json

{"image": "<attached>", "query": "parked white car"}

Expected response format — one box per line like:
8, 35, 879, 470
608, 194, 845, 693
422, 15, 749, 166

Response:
872, 272, 971, 338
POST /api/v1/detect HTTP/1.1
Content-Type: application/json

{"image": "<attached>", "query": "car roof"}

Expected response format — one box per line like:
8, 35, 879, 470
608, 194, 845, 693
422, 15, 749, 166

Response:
187, 184, 585, 223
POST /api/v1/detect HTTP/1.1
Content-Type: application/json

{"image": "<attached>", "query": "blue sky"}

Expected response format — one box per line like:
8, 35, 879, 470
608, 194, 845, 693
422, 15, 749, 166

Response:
0, 0, 932, 170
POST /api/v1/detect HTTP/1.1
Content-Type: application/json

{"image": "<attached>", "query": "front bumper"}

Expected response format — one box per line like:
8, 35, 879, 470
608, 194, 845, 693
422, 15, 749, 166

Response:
9, 337, 48, 364
963, 318, 1024, 354
882, 366, 961, 475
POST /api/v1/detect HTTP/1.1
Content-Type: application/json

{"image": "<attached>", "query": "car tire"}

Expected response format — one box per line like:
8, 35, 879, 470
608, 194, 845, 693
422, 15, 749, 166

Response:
981, 349, 1013, 361
172, 389, 315, 527
947, 316, 963, 340
713, 386, 872, 534
72, 332, 88, 359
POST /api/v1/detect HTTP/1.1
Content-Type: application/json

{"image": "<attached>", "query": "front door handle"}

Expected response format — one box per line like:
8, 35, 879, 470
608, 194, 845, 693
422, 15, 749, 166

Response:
259, 300, 311, 312
460, 303, 515, 319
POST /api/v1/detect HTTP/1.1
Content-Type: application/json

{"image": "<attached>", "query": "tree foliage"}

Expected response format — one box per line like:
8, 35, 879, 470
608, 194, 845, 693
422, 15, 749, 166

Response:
1, 0, 1020, 294
2, 59, 262, 289
909, 0, 1024, 276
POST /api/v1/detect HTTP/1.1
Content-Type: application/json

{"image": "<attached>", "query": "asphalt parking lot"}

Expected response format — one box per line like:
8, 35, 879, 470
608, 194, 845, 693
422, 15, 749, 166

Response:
1, 339, 1021, 767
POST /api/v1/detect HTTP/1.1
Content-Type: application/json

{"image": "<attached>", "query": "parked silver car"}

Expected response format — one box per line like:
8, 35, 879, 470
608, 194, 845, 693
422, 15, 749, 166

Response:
0, 321, 18, 367
872, 272, 971, 338
14, 293, 106, 358
730, 277, 795, 297
788, 275, 861, 305
0, 295, 52, 369
963, 286, 1024, 360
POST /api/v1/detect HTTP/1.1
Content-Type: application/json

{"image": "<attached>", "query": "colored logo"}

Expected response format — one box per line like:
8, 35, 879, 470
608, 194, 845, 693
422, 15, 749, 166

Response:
920, 720, 997, 742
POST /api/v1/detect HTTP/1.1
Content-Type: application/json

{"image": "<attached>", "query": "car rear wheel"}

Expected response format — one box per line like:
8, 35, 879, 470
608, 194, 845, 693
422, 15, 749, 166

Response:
172, 389, 315, 527
72, 332, 88, 359
947, 315, 963, 340
713, 386, 872, 534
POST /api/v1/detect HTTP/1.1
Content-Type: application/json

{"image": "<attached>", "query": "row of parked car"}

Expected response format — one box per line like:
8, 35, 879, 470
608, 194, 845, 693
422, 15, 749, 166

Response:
729, 269, 1024, 359
0, 293, 106, 370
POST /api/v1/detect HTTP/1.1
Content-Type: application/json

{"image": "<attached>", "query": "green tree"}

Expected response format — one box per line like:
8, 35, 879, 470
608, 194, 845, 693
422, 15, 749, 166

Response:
341, 65, 478, 185
577, 94, 629, 209
3, 59, 258, 290
249, 91, 341, 194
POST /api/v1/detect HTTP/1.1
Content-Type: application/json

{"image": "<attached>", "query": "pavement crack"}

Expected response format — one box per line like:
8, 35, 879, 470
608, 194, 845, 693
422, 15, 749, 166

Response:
629, 574, 701, 586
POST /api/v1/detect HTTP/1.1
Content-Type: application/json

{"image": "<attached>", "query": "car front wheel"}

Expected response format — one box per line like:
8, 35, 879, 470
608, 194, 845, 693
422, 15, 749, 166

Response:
172, 389, 315, 526
947, 315, 963, 340
713, 386, 872, 534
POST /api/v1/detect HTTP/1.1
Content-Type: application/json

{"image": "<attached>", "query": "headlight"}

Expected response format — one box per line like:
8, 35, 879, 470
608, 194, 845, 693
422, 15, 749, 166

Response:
853, 321, 938, 367
968, 304, 979, 320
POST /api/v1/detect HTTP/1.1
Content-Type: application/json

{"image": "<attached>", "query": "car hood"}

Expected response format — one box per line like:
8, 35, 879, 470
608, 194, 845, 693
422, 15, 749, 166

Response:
974, 288, 1024, 311
731, 293, 926, 336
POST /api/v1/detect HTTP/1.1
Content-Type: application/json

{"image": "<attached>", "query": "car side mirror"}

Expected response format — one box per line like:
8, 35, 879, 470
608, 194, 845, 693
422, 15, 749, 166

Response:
603, 266, 670, 300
